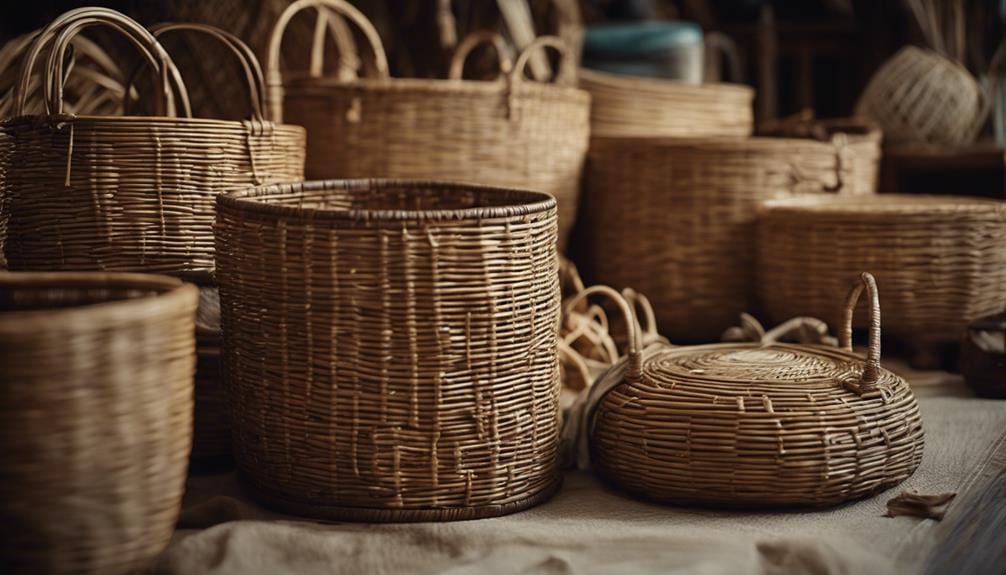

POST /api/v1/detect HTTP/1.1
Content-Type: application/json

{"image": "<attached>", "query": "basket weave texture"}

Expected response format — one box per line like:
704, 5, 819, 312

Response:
215, 179, 562, 522
268, 0, 589, 249
571, 273, 924, 508
0, 272, 196, 574
757, 194, 1006, 344
581, 120, 880, 342
1, 10, 305, 274
579, 67, 753, 137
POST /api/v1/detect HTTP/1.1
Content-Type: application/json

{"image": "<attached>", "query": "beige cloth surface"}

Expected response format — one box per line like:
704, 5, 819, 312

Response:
152, 365, 1006, 575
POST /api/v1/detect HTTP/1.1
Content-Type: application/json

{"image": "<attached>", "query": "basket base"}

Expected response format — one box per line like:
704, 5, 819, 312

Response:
237, 471, 562, 523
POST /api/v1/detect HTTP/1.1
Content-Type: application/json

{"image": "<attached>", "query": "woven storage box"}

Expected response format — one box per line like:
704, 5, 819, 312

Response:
1, 9, 305, 274
566, 273, 924, 508
267, 0, 590, 249
216, 179, 562, 521
0, 272, 196, 574
758, 195, 1006, 346
579, 67, 753, 137
581, 119, 880, 343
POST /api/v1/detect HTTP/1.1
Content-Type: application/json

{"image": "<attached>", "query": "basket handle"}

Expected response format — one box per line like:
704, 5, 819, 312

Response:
621, 288, 659, 342
839, 272, 882, 393
509, 36, 576, 87
14, 7, 188, 118
562, 286, 643, 381
448, 30, 514, 81
266, 0, 390, 123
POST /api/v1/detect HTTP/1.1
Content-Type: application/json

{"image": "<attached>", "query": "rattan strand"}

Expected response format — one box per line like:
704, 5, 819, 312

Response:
267, 0, 589, 250
758, 194, 1006, 344
580, 120, 881, 343
215, 179, 562, 522
2, 9, 305, 274
567, 273, 923, 508
579, 68, 753, 137
0, 272, 197, 574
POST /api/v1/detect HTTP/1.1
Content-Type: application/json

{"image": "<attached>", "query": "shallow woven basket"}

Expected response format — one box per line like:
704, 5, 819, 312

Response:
758, 194, 1006, 346
856, 46, 987, 146
0, 272, 197, 574
268, 0, 590, 250
579, 67, 753, 137
1, 9, 305, 274
581, 119, 880, 343
568, 273, 923, 508
216, 179, 562, 522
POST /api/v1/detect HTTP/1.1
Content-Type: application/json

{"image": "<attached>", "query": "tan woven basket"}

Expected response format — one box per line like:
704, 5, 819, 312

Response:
216, 179, 562, 522
0, 272, 196, 573
579, 67, 753, 137
757, 194, 1006, 345
567, 273, 924, 508
267, 0, 590, 249
580, 119, 881, 343
1, 9, 305, 274
856, 46, 987, 146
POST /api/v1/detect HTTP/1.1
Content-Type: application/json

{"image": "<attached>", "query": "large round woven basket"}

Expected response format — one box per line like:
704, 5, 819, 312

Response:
580, 119, 880, 342
215, 179, 562, 522
1, 9, 305, 274
267, 0, 590, 250
568, 273, 924, 508
0, 272, 197, 574
578, 67, 753, 137
757, 195, 1006, 346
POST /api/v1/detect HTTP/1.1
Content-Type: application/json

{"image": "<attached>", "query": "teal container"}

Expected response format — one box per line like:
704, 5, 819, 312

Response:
583, 21, 704, 83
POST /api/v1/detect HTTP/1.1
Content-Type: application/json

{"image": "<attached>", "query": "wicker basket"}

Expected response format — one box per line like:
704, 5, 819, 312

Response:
580, 119, 880, 343
215, 179, 562, 521
856, 46, 987, 146
267, 0, 590, 249
0, 272, 196, 573
1, 9, 305, 274
757, 194, 1006, 346
579, 67, 753, 137
566, 273, 924, 508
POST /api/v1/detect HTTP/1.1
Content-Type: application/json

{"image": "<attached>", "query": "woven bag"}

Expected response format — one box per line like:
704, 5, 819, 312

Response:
267, 0, 590, 250
565, 273, 924, 508
215, 179, 562, 521
579, 67, 753, 137
580, 119, 880, 343
1, 8, 305, 274
0, 272, 196, 574
757, 195, 1006, 347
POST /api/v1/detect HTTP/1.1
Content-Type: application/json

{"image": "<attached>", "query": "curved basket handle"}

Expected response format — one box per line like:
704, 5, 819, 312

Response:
266, 0, 390, 123
562, 286, 642, 381
621, 288, 659, 342
15, 7, 187, 118
448, 30, 513, 81
839, 272, 882, 393
510, 35, 576, 87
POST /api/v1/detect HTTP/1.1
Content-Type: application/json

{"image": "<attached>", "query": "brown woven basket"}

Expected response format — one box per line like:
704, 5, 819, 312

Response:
579, 67, 753, 137
580, 119, 881, 343
1, 8, 305, 274
215, 179, 562, 522
757, 194, 1006, 346
267, 0, 589, 250
567, 273, 924, 508
0, 272, 196, 574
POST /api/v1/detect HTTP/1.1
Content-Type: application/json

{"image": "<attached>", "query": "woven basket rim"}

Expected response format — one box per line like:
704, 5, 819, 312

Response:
762, 194, 1006, 215
588, 131, 878, 151
219, 179, 558, 222
281, 74, 590, 101
0, 272, 195, 332
0, 113, 306, 134
578, 67, 753, 97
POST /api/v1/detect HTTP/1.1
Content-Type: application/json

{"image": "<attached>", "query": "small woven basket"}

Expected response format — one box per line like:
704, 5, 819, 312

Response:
581, 119, 880, 342
579, 67, 753, 137
268, 0, 590, 249
0, 272, 197, 574
2, 9, 305, 274
757, 195, 1006, 346
856, 46, 987, 146
568, 273, 924, 508
216, 179, 562, 522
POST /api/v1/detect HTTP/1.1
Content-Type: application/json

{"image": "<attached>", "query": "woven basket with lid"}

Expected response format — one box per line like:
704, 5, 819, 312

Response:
267, 0, 590, 250
566, 273, 924, 508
